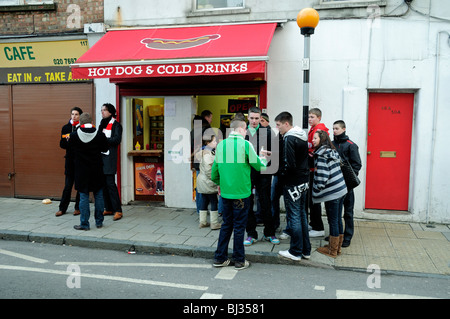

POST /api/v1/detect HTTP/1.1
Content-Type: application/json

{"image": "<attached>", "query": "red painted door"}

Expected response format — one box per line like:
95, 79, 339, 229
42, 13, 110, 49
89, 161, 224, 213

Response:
365, 93, 414, 210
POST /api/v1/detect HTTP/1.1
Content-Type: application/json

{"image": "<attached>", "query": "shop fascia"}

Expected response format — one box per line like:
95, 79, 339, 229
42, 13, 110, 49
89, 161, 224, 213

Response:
81, 61, 260, 78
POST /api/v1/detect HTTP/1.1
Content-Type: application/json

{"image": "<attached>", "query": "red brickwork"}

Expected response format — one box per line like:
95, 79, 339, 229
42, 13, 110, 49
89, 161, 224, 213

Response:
0, 0, 104, 35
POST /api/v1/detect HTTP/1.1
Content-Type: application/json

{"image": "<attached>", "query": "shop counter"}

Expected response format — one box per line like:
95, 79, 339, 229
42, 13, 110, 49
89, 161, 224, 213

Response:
127, 150, 163, 157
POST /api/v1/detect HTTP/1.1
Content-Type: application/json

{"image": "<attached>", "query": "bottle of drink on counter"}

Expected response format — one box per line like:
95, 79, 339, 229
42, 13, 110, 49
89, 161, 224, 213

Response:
156, 168, 163, 192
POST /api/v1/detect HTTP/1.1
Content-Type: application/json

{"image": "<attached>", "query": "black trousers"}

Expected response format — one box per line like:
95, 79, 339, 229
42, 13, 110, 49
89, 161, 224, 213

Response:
246, 174, 275, 238
59, 173, 80, 212
307, 171, 324, 231
103, 174, 122, 213
343, 189, 355, 243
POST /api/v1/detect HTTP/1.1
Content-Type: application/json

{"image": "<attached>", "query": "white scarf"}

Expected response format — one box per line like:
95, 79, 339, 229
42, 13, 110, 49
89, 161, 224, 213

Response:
102, 117, 115, 155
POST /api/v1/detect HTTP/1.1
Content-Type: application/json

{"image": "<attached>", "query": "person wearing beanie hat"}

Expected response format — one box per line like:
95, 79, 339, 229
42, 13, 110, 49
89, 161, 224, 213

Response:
69, 113, 108, 230
56, 106, 83, 217
99, 103, 123, 221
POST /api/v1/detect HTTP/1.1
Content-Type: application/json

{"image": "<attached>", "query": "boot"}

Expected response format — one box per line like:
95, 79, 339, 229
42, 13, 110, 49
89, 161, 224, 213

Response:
316, 236, 339, 258
210, 211, 221, 230
199, 210, 210, 228
337, 234, 344, 255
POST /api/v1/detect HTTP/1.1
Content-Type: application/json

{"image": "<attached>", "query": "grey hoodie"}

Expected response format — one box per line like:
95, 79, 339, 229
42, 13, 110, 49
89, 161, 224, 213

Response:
284, 126, 307, 141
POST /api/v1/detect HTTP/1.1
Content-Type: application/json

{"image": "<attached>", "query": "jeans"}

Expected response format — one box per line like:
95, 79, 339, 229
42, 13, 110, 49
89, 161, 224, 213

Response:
324, 196, 345, 237
195, 170, 203, 214
283, 185, 311, 257
271, 175, 283, 230
199, 193, 218, 211
214, 197, 250, 263
79, 189, 105, 229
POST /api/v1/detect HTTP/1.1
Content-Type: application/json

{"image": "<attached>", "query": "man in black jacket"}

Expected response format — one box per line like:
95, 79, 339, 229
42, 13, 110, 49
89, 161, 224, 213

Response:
69, 113, 108, 230
244, 107, 279, 246
56, 107, 83, 217
275, 111, 311, 261
99, 103, 123, 221
332, 120, 362, 247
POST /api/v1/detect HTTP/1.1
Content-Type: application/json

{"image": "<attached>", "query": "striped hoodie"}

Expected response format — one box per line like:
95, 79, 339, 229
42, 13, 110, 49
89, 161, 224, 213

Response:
312, 145, 347, 204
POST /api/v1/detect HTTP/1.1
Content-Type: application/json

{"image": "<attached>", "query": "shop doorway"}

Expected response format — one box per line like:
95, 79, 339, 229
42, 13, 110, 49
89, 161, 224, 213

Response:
121, 94, 260, 208
365, 92, 414, 211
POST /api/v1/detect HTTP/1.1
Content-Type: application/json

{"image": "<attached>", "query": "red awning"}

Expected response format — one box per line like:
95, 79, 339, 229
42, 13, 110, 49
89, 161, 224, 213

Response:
71, 23, 277, 79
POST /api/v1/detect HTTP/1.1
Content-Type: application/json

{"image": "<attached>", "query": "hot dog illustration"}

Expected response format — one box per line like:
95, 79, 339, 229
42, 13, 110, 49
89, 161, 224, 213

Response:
141, 34, 220, 50
139, 172, 155, 190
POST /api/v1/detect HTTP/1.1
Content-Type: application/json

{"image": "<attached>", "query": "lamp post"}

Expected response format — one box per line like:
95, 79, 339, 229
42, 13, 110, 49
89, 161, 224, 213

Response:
297, 8, 320, 129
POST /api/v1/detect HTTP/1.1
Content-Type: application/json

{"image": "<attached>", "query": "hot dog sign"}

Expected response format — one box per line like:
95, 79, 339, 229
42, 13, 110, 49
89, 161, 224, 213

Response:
71, 29, 269, 79
141, 34, 220, 50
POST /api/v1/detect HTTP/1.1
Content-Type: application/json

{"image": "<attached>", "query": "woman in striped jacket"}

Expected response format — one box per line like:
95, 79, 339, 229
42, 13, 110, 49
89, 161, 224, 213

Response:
312, 130, 347, 258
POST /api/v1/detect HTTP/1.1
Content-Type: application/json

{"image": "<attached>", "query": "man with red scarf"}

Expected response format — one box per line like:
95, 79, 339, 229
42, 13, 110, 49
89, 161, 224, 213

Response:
56, 107, 83, 217
99, 103, 123, 221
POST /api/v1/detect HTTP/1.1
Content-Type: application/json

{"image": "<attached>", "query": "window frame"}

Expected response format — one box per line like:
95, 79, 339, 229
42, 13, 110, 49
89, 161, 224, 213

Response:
0, 0, 54, 5
193, 0, 245, 12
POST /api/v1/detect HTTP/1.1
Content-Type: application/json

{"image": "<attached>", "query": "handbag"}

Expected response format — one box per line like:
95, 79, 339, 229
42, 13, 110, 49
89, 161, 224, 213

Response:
340, 159, 360, 190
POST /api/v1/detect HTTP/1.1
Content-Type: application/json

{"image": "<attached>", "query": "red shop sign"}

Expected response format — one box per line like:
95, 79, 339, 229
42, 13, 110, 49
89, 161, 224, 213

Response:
72, 61, 265, 79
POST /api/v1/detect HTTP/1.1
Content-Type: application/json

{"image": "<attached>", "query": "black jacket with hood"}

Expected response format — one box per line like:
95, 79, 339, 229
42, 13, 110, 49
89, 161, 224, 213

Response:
332, 133, 362, 175
279, 126, 309, 186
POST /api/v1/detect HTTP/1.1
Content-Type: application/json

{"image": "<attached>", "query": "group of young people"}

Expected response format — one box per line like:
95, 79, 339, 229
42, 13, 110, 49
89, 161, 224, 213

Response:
194, 107, 361, 270
56, 103, 123, 231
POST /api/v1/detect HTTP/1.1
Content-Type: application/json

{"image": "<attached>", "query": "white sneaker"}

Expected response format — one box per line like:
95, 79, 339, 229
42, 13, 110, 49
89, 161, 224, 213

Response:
278, 250, 302, 261
309, 230, 325, 237
279, 232, 290, 240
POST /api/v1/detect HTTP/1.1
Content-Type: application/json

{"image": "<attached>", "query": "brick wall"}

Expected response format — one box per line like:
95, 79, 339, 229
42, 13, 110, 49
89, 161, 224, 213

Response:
0, 0, 104, 36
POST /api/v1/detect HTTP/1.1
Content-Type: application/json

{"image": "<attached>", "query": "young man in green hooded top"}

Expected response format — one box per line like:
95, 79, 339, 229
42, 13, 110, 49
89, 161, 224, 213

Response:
211, 119, 268, 270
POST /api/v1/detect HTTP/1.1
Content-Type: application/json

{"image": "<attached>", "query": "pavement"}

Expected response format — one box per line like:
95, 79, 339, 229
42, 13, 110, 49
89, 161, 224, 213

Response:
0, 197, 449, 277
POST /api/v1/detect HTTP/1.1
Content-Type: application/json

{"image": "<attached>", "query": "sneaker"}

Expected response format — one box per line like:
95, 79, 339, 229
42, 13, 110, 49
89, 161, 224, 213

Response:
235, 260, 250, 270
264, 235, 280, 245
278, 250, 301, 261
309, 230, 325, 237
302, 254, 311, 260
279, 232, 290, 240
213, 259, 232, 268
244, 237, 257, 246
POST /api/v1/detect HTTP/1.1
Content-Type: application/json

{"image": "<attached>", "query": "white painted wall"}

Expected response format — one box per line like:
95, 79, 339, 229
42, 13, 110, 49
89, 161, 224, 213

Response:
163, 96, 197, 208
266, 18, 450, 223
93, 0, 450, 223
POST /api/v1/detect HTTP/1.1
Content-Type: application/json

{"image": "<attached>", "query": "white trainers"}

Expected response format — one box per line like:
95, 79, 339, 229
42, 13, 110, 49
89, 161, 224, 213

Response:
235, 260, 250, 270
278, 250, 302, 261
309, 230, 325, 237
279, 232, 290, 240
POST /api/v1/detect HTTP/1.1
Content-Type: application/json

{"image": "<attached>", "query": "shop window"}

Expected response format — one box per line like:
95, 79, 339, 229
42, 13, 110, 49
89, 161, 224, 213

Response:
0, 0, 56, 11
131, 98, 164, 152
129, 98, 165, 201
318, 0, 386, 7
0, 0, 54, 5
195, 0, 244, 10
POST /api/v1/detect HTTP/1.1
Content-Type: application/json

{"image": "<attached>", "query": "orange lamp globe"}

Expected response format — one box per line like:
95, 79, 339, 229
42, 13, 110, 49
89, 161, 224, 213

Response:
297, 8, 320, 30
